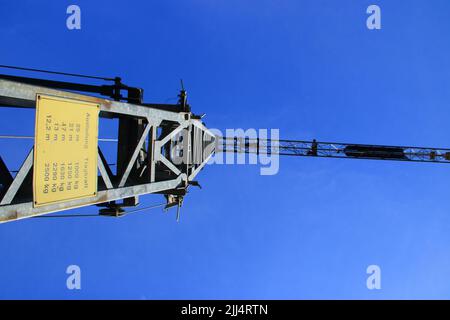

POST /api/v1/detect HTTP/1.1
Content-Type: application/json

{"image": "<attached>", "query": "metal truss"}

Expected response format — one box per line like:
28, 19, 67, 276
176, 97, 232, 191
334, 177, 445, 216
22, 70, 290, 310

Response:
218, 137, 450, 164
0, 78, 216, 223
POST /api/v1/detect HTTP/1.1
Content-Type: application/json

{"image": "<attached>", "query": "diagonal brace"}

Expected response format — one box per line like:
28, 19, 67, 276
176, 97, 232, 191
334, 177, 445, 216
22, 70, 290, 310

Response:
0, 148, 33, 205
118, 123, 151, 187
98, 147, 113, 189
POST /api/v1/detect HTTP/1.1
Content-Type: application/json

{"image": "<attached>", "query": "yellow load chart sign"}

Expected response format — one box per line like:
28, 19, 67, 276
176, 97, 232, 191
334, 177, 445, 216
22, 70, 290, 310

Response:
33, 94, 100, 207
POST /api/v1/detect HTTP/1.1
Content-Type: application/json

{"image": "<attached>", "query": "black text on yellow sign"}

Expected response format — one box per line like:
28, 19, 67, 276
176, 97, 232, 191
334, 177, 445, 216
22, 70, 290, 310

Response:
33, 94, 100, 207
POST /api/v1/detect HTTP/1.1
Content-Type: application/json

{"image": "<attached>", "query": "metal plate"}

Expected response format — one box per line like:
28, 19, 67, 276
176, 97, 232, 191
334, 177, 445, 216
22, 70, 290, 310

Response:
33, 94, 99, 207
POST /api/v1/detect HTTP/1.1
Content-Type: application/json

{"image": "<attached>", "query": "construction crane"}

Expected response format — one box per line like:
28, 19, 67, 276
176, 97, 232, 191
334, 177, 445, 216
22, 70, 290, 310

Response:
0, 66, 448, 224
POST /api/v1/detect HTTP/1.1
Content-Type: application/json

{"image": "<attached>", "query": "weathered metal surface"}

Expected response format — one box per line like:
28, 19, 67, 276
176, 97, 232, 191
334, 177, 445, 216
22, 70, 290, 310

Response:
0, 79, 188, 122
0, 175, 185, 223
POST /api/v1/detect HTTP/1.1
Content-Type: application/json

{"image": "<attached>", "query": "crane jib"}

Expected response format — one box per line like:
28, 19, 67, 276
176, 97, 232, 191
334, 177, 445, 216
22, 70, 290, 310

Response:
217, 137, 450, 164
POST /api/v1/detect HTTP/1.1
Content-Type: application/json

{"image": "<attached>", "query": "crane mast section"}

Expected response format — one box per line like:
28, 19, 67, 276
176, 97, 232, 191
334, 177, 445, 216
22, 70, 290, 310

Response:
0, 79, 216, 223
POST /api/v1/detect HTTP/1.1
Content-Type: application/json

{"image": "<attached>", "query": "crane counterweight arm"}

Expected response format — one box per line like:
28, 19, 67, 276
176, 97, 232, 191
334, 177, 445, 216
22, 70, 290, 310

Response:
217, 137, 450, 164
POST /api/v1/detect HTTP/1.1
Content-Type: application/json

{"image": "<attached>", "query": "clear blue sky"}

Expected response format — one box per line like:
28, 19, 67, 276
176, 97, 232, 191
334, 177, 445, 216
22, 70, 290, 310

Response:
1, 0, 450, 299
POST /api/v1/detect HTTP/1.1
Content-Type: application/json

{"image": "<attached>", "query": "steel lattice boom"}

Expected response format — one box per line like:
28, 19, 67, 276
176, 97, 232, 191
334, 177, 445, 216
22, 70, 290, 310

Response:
218, 137, 450, 164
